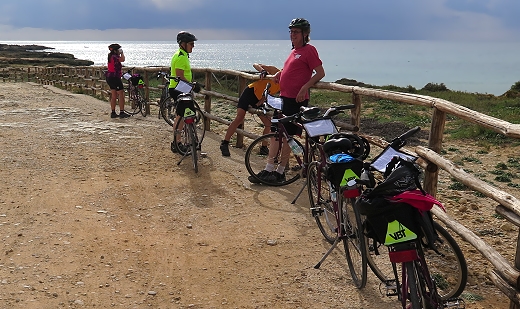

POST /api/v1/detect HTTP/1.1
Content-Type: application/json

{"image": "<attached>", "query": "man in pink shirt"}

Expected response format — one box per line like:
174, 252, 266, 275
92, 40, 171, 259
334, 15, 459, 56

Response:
249, 18, 325, 184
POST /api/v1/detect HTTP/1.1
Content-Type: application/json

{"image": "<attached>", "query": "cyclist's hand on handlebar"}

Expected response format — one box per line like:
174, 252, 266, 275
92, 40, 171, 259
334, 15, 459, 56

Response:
193, 82, 202, 93
259, 70, 268, 79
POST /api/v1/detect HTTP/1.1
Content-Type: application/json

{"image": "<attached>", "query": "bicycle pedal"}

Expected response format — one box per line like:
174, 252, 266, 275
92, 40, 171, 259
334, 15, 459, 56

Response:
383, 279, 398, 297
200, 152, 208, 158
443, 297, 465, 308
310, 207, 323, 217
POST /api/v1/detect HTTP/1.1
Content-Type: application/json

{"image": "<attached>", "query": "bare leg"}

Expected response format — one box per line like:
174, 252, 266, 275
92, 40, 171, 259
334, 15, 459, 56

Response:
110, 89, 117, 111
224, 108, 247, 142
117, 89, 125, 111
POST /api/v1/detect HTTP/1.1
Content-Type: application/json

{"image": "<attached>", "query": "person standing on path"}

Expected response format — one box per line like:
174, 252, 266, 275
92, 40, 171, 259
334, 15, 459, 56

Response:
220, 63, 281, 157
169, 31, 197, 153
249, 18, 325, 183
105, 43, 130, 118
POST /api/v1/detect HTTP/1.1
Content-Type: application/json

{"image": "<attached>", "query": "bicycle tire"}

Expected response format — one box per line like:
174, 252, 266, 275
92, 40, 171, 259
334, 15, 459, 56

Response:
244, 133, 303, 186
173, 108, 206, 156
341, 194, 368, 289
366, 221, 467, 301
307, 161, 337, 244
188, 123, 198, 173
423, 221, 467, 300
138, 87, 147, 117
126, 85, 142, 115
160, 97, 175, 126
405, 261, 422, 309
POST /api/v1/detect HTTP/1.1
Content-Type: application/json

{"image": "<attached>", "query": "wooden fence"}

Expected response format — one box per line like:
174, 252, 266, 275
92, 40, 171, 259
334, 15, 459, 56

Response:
4, 65, 520, 307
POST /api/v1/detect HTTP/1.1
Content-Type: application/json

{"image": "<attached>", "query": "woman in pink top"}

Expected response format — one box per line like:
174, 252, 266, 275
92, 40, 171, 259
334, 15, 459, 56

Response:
248, 18, 325, 184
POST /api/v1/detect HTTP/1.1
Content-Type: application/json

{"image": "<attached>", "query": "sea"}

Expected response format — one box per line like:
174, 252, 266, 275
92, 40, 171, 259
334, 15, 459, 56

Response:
3, 40, 520, 96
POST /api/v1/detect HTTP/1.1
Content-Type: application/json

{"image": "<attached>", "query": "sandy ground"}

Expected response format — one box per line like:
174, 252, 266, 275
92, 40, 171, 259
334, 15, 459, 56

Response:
0, 82, 515, 308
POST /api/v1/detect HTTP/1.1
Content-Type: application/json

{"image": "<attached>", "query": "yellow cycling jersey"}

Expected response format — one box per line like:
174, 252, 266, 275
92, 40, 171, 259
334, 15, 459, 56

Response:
249, 79, 280, 100
169, 49, 192, 89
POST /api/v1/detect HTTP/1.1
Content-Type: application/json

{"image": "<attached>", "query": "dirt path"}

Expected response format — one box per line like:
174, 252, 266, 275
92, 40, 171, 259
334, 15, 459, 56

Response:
0, 82, 511, 308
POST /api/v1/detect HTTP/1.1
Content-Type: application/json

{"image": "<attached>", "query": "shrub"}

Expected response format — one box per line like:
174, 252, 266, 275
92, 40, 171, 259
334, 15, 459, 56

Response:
422, 82, 449, 92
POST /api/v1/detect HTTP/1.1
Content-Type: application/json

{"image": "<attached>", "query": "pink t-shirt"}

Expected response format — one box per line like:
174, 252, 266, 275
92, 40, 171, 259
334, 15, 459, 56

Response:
279, 44, 322, 99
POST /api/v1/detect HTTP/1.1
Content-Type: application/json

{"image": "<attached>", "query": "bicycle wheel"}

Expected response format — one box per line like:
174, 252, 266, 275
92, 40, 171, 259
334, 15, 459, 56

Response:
126, 86, 142, 115
307, 161, 337, 244
160, 97, 175, 126
244, 133, 303, 186
422, 222, 467, 300
405, 261, 422, 309
188, 123, 199, 173
366, 221, 467, 302
137, 87, 147, 117
173, 109, 206, 157
341, 194, 367, 289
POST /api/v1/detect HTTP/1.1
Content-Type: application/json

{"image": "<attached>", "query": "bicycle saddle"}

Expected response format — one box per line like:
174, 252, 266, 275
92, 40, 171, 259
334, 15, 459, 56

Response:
324, 133, 369, 159
300, 106, 321, 120
323, 137, 352, 156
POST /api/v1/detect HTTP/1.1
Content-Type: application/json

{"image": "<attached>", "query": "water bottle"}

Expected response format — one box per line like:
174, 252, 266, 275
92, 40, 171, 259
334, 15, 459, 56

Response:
287, 138, 303, 156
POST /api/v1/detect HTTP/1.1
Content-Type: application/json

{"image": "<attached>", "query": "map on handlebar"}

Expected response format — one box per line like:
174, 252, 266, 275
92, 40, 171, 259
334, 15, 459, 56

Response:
371, 146, 418, 172
174, 79, 194, 93
267, 94, 283, 110
302, 118, 338, 137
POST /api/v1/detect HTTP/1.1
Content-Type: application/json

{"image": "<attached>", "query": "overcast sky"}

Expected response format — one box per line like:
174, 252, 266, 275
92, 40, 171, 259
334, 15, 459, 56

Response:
0, 0, 519, 41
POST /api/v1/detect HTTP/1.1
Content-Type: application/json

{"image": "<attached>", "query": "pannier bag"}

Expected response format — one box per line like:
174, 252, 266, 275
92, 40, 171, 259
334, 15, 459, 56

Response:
176, 94, 196, 118
325, 154, 363, 198
130, 74, 145, 87
358, 157, 441, 249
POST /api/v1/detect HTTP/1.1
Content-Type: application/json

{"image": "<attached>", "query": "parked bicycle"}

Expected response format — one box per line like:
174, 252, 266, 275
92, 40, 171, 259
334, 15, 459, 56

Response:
355, 127, 467, 308
309, 133, 370, 289
244, 83, 358, 191
156, 71, 206, 128
169, 77, 206, 173
122, 69, 148, 117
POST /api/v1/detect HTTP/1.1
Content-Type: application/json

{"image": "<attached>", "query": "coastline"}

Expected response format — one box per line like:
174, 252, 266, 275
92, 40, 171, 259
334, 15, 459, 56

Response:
0, 44, 93, 67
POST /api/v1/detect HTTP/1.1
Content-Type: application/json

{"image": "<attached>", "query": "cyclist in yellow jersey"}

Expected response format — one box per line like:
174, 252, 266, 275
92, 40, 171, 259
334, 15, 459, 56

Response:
220, 63, 280, 157
169, 31, 197, 153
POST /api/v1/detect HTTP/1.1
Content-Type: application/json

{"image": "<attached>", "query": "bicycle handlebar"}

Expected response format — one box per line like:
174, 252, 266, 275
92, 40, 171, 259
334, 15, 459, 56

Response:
389, 126, 421, 149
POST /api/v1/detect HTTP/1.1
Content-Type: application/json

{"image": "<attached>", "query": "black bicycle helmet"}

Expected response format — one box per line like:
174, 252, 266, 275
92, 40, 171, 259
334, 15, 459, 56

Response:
108, 43, 121, 51
323, 137, 352, 156
177, 31, 197, 44
288, 18, 311, 30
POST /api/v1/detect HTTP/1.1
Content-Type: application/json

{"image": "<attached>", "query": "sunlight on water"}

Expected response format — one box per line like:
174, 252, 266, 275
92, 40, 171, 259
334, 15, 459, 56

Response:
3, 40, 520, 95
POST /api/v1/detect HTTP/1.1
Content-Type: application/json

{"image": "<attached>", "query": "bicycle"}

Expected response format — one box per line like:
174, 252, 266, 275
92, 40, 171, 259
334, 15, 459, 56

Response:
170, 77, 206, 173
244, 83, 357, 189
355, 128, 467, 308
122, 69, 148, 116
156, 71, 206, 128
309, 133, 371, 289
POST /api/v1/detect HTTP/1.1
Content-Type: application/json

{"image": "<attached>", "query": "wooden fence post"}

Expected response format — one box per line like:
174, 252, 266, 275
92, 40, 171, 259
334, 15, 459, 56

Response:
235, 76, 248, 148
204, 70, 212, 131
423, 107, 446, 197
144, 71, 150, 115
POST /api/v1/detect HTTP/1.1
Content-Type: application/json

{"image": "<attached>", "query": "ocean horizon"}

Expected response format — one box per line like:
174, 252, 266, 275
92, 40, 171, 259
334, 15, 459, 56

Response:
3, 40, 519, 96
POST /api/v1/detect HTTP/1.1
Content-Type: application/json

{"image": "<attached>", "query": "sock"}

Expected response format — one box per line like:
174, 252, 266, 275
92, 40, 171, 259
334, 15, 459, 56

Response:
265, 163, 275, 172
221, 140, 229, 145
276, 166, 285, 174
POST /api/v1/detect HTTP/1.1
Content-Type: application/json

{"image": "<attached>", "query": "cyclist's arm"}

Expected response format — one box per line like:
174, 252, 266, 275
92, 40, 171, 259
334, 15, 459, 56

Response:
175, 68, 189, 82
296, 65, 325, 102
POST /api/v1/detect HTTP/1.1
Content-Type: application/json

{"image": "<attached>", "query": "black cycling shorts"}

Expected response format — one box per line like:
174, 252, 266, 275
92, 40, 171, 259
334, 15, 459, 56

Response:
106, 77, 124, 91
237, 87, 260, 111
281, 96, 308, 136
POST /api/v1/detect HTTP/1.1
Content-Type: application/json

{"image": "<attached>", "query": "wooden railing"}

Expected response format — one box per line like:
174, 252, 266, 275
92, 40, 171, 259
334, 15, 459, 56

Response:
5, 65, 520, 306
